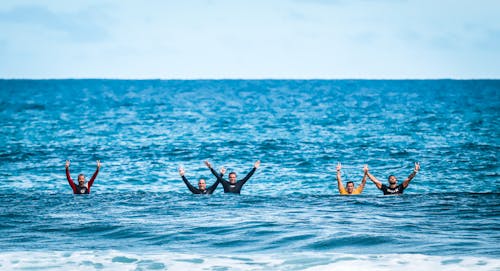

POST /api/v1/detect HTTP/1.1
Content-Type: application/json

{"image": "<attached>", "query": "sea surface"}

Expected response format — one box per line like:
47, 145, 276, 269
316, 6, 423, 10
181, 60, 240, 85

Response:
0, 79, 499, 270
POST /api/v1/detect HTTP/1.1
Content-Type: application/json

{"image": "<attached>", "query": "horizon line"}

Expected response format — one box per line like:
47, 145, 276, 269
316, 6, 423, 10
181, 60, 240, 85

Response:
1, 77, 499, 81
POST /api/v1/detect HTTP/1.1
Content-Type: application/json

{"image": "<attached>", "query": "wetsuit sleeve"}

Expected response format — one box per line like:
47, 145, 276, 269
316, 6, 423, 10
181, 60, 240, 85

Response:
209, 167, 228, 182
238, 167, 257, 187
66, 167, 77, 193
206, 171, 223, 194
182, 175, 200, 194
206, 179, 220, 194
87, 168, 99, 190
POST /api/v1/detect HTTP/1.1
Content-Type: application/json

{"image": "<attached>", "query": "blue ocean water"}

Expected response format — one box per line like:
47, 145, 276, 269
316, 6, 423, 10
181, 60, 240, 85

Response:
0, 79, 499, 270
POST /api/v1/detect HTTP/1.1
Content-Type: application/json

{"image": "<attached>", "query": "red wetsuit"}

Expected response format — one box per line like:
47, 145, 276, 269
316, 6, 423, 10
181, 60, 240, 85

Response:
66, 167, 99, 194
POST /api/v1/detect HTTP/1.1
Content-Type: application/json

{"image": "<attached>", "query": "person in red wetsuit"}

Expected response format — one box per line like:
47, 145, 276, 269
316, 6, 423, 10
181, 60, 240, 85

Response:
65, 160, 101, 194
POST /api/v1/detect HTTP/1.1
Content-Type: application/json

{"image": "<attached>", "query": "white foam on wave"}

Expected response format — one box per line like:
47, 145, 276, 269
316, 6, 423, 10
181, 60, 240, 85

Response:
0, 251, 498, 271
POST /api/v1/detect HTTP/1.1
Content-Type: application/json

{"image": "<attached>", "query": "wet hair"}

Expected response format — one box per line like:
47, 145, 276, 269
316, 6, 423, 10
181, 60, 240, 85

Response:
346, 181, 354, 186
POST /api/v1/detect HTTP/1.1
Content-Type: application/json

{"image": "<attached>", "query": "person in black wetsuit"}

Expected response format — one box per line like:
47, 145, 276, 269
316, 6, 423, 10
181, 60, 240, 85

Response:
204, 160, 260, 194
65, 160, 101, 194
366, 162, 420, 195
179, 166, 224, 194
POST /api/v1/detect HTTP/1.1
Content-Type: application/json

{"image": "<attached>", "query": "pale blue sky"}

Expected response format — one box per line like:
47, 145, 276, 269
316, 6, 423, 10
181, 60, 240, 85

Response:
1, 0, 499, 79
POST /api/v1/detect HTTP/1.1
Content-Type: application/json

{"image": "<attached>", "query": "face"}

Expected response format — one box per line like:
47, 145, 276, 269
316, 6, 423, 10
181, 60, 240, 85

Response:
229, 173, 237, 184
78, 174, 85, 185
388, 175, 397, 185
198, 179, 206, 190
346, 182, 355, 193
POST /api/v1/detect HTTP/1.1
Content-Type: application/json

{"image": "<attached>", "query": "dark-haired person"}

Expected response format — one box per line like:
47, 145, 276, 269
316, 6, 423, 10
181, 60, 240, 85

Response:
336, 162, 368, 195
367, 162, 420, 195
205, 160, 260, 194
65, 160, 100, 194
179, 166, 224, 194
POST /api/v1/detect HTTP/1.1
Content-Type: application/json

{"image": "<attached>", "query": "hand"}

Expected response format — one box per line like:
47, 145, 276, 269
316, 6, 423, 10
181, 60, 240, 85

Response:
179, 167, 185, 176
363, 164, 368, 174
414, 162, 420, 172
220, 167, 226, 175
254, 160, 261, 169
336, 162, 341, 172
65, 160, 70, 168
204, 160, 212, 169
96, 160, 101, 169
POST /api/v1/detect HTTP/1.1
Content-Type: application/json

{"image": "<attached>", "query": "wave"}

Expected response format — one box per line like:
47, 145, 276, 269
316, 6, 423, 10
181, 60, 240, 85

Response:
0, 251, 498, 271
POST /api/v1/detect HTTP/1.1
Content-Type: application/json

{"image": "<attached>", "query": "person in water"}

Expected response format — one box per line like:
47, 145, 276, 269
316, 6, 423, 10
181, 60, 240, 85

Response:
336, 162, 368, 195
205, 160, 260, 194
65, 160, 101, 194
366, 162, 420, 195
179, 166, 224, 194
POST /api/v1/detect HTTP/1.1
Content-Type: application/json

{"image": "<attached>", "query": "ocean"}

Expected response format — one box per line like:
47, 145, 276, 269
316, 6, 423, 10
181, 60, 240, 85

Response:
0, 79, 499, 270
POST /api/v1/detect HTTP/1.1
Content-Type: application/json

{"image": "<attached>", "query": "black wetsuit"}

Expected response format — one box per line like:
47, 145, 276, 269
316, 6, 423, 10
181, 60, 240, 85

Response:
75, 185, 89, 194
381, 184, 405, 195
209, 167, 256, 194
181, 175, 220, 194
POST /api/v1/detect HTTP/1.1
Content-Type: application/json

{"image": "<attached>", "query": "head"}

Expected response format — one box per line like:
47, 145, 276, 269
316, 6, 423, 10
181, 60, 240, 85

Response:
346, 181, 355, 194
77, 174, 85, 186
388, 175, 397, 185
198, 179, 207, 191
228, 172, 237, 184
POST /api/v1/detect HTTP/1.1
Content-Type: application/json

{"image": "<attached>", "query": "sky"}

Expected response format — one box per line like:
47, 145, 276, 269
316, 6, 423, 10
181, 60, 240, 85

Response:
0, 0, 499, 79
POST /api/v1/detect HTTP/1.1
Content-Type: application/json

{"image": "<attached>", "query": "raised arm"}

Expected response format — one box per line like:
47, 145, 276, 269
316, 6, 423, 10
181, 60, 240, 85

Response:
238, 160, 260, 186
206, 167, 225, 193
402, 162, 420, 189
205, 160, 223, 179
65, 160, 77, 193
87, 160, 100, 189
366, 165, 382, 189
206, 179, 220, 194
336, 162, 347, 194
179, 167, 199, 194
355, 164, 368, 193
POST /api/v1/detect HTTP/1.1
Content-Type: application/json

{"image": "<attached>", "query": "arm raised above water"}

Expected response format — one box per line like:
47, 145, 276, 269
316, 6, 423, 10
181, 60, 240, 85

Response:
402, 162, 420, 189
366, 166, 382, 190
179, 167, 200, 194
87, 160, 100, 190
336, 162, 347, 195
354, 165, 368, 193
238, 160, 260, 186
65, 160, 77, 193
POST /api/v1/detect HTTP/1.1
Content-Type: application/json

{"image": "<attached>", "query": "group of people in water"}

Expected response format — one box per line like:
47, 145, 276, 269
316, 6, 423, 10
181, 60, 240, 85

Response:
65, 159, 420, 195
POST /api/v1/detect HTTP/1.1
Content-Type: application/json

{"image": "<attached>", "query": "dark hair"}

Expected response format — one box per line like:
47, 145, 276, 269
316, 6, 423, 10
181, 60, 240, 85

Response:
346, 181, 354, 186
388, 175, 395, 181
229, 172, 237, 177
